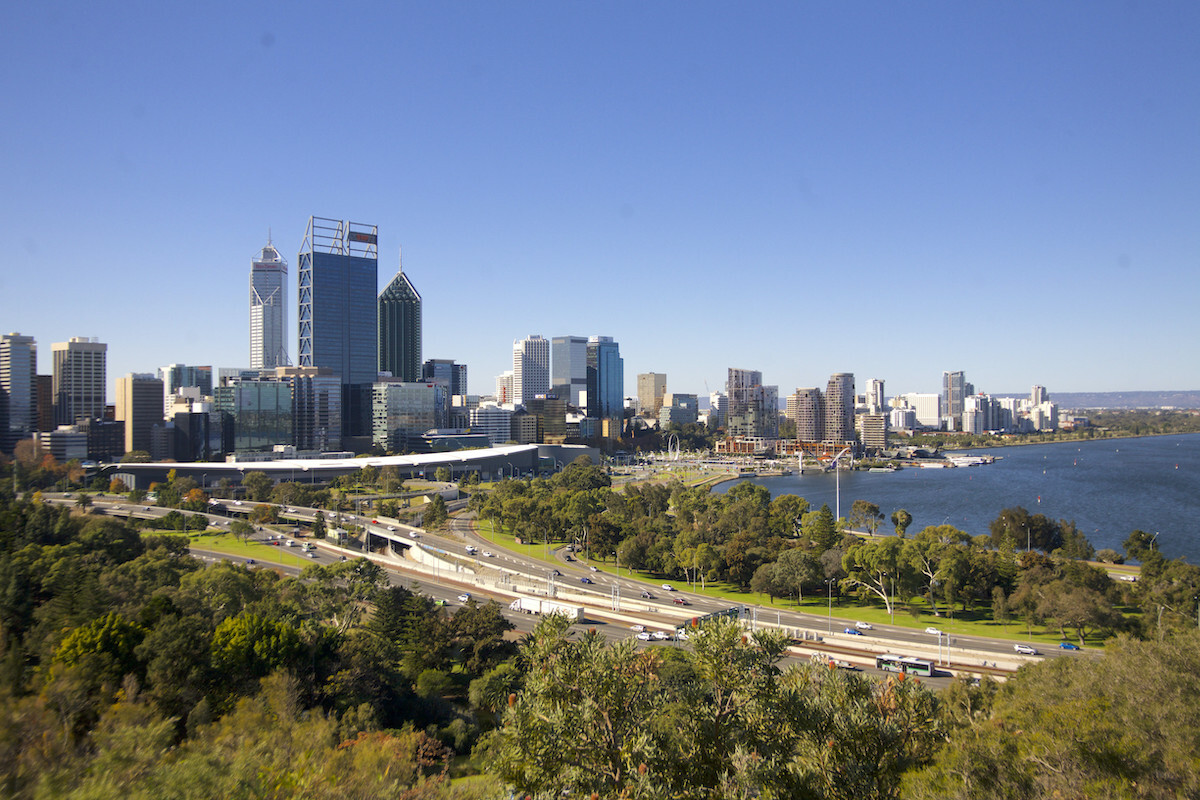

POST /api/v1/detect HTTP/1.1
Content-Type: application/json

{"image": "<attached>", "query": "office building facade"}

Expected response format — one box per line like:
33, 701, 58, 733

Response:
422, 359, 467, 397
551, 335, 588, 407
250, 238, 289, 369
52, 337, 107, 426
1, 333, 37, 454
298, 217, 378, 447
379, 254, 422, 382
276, 366, 342, 452
159, 364, 213, 416
213, 378, 293, 453
372, 380, 446, 452
513, 335, 550, 407
586, 336, 624, 423
637, 372, 667, 416
114, 373, 164, 455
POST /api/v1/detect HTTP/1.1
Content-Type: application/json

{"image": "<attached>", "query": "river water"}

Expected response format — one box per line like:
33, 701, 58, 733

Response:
714, 433, 1200, 562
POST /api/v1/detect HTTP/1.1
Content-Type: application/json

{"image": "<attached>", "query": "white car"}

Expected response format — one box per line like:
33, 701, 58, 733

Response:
457, 593, 471, 603
482, 551, 495, 558
661, 584, 675, 592
636, 632, 652, 641
855, 621, 873, 631
630, 624, 646, 632
1014, 643, 1038, 655
652, 630, 672, 641
925, 626, 944, 636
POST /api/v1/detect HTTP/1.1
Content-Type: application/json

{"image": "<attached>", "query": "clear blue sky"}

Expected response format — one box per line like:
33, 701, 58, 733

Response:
3, 2, 1198, 402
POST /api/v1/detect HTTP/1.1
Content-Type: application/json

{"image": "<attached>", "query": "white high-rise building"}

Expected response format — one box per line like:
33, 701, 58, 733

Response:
865, 378, 886, 413
0, 333, 37, 453
512, 335, 549, 407
250, 238, 288, 369
52, 337, 107, 426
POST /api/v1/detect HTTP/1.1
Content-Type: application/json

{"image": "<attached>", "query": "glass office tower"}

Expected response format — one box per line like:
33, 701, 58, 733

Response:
298, 217, 378, 448
378, 254, 422, 382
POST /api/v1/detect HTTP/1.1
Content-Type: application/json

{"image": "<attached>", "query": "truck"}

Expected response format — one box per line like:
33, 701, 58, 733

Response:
509, 597, 585, 621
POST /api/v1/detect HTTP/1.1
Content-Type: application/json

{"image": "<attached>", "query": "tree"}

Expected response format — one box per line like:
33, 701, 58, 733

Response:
842, 536, 906, 615
775, 547, 823, 603
434, 466, 452, 483
891, 508, 913, 537
849, 500, 884, 534
241, 470, 272, 503
229, 520, 254, 544
423, 494, 448, 531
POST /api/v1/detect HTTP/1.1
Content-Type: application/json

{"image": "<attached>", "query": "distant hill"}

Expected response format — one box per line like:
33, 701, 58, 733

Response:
999, 391, 1200, 410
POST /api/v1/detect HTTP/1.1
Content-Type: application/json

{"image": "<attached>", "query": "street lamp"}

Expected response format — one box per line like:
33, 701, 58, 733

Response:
826, 578, 834, 634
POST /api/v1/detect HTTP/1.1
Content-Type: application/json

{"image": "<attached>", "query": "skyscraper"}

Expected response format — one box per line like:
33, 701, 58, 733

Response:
551, 335, 588, 406
114, 373, 164, 455
378, 251, 422, 382
586, 336, 624, 426
422, 359, 467, 397
52, 337, 107, 426
824, 372, 855, 445
0, 333, 36, 454
789, 387, 824, 442
726, 368, 778, 439
637, 372, 667, 416
941, 371, 971, 429
298, 217, 378, 447
512, 336, 550, 407
250, 238, 288, 369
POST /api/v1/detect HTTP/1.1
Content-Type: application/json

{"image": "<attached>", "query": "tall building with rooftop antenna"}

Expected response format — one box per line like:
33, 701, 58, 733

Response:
378, 248, 422, 382
250, 235, 288, 369
298, 216, 378, 449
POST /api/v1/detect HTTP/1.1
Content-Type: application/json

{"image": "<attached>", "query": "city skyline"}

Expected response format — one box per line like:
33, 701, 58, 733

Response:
3, 4, 1199, 398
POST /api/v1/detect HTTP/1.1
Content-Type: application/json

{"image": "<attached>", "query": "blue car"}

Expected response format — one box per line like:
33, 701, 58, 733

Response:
580, 577, 593, 584
1058, 641, 1081, 650
843, 627, 863, 636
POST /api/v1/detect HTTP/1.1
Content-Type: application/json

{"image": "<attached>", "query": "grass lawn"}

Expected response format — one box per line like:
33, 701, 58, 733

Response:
183, 531, 319, 569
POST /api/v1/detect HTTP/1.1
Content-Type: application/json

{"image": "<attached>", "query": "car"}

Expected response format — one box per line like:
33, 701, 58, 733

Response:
925, 627, 944, 636
564, 554, 573, 561
1059, 641, 1081, 651
457, 593, 471, 603
482, 551, 494, 558
640, 591, 654, 599
286, 540, 297, 547
143, 506, 152, 511
372, 519, 378, 524
234, 500, 242, 506
843, 627, 864, 636
308, 551, 318, 558
340, 555, 347, 561
549, 569, 561, 577
673, 597, 690, 605
433, 599, 448, 607
387, 525, 396, 531
630, 624, 646, 632
675, 630, 690, 641
580, 577, 593, 584
589, 565, 598, 572
465, 546, 477, 555
661, 584, 675, 592
1014, 644, 1038, 655
246, 559, 256, 565
636, 631, 652, 641
855, 621, 873, 630
651, 630, 672, 641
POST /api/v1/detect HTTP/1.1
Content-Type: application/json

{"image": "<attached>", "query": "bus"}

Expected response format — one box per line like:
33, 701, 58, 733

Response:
876, 654, 933, 677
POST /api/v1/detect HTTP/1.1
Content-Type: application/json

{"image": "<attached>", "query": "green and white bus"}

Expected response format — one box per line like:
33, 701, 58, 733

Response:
876, 654, 934, 677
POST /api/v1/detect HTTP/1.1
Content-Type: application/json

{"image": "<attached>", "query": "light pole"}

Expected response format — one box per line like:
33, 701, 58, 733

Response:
826, 579, 834, 634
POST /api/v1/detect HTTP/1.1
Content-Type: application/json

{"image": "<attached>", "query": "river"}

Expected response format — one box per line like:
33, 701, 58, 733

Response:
714, 433, 1200, 562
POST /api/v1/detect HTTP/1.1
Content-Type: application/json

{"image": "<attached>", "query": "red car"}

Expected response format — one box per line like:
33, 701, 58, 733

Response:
673, 597, 690, 606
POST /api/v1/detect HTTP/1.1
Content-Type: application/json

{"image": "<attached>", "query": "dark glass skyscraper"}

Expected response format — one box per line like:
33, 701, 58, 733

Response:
298, 217, 378, 447
379, 254, 422, 382
586, 336, 624, 433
